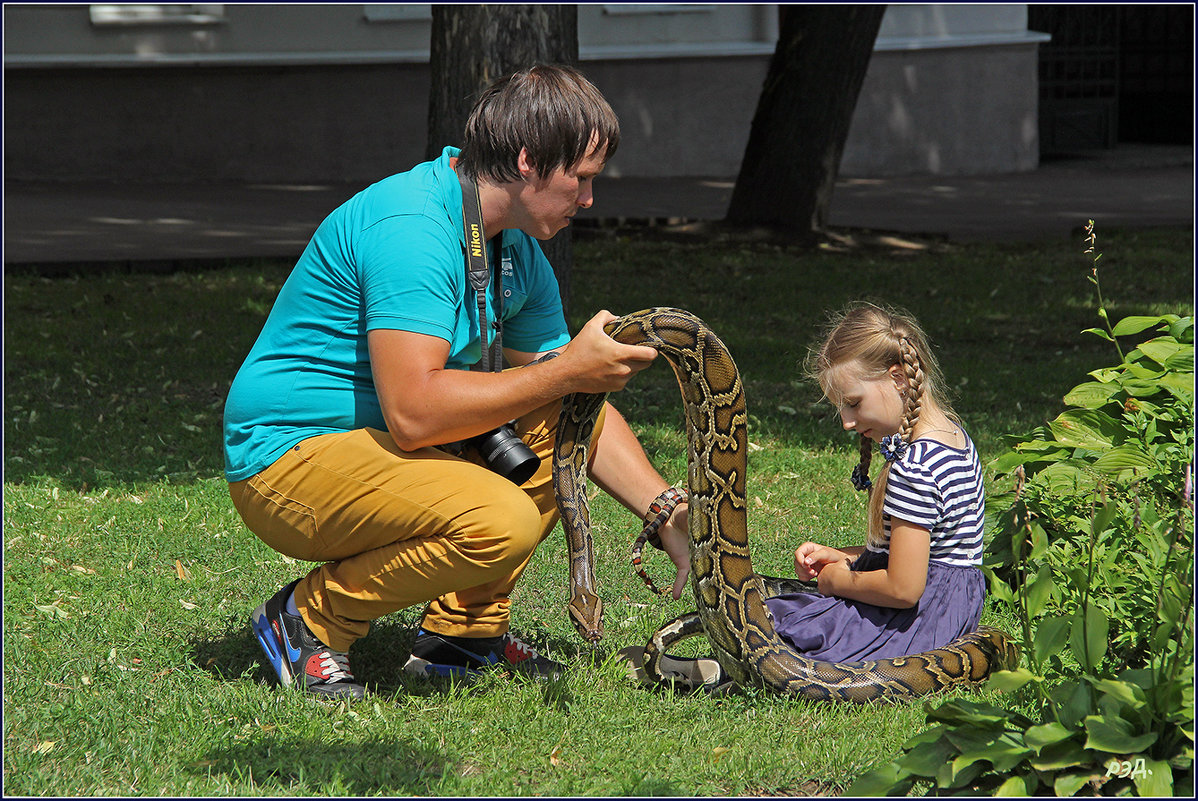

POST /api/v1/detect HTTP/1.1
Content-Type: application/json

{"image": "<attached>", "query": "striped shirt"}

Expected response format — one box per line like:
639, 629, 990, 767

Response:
870, 431, 985, 567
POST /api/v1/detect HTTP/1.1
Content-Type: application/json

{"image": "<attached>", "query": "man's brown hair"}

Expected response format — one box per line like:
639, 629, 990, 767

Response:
457, 64, 620, 183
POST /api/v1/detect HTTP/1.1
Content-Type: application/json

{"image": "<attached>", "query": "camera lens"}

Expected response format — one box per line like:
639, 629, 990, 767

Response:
470, 425, 540, 485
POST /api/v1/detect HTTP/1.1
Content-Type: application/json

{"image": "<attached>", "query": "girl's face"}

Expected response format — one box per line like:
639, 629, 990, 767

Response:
826, 360, 908, 442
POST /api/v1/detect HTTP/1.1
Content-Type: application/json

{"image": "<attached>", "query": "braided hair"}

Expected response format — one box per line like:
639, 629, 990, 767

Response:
806, 302, 954, 548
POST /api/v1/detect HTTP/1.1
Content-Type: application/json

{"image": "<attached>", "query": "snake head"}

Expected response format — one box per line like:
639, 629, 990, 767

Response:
567, 591, 604, 643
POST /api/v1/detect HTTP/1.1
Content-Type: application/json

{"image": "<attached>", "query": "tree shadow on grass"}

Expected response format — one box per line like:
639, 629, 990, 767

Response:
197, 734, 454, 796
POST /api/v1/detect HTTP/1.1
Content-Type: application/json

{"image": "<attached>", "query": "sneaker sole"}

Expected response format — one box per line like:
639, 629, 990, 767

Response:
402, 654, 477, 679
403, 654, 563, 681
250, 601, 295, 688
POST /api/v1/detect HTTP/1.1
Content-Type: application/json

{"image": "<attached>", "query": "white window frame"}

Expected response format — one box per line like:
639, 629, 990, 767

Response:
89, 4, 225, 26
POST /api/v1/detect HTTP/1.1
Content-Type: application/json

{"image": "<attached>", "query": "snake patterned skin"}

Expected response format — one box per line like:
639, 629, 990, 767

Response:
553, 307, 1019, 702
631, 487, 688, 596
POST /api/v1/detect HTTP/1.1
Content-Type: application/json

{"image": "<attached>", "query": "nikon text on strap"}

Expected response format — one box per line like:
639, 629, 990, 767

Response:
457, 168, 503, 373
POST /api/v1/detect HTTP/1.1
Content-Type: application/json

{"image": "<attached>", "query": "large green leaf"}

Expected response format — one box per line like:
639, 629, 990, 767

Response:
1135, 758, 1173, 795
1111, 316, 1171, 337
1091, 444, 1158, 475
1010, 438, 1071, 456
901, 723, 948, 749
1089, 678, 1148, 709
1163, 348, 1194, 373
1053, 770, 1095, 796
1122, 361, 1165, 381
1048, 409, 1122, 450
1167, 316, 1193, 342
1024, 721, 1077, 752
1070, 607, 1110, 669
1030, 738, 1092, 770
1083, 715, 1158, 753
986, 570, 1015, 604
985, 737, 1036, 772
1033, 616, 1073, 664
1035, 462, 1095, 495
1090, 499, 1118, 538
1158, 371, 1195, 393
1136, 338, 1186, 367
1063, 380, 1121, 410
844, 761, 911, 796
994, 773, 1036, 796
950, 740, 1033, 783
1122, 377, 1170, 397
987, 667, 1041, 694
989, 449, 1042, 475
926, 700, 1011, 727
1052, 680, 1094, 730
939, 757, 986, 789
898, 738, 960, 778
1025, 564, 1055, 618
944, 725, 1002, 753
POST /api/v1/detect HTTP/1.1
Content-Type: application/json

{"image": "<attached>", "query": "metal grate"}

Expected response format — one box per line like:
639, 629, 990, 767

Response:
1030, 6, 1120, 152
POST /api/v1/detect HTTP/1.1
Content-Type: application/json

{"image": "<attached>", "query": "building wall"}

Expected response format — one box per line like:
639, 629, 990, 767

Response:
5, 62, 431, 184
842, 4, 1046, 176
2, 4, 1046, 182
844, 44, 1042, 176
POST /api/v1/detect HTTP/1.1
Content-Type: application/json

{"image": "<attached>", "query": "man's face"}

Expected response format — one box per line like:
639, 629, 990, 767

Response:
513, 135, 605, 240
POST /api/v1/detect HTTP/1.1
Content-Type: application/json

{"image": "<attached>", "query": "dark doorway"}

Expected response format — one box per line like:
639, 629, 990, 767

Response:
1030, 5, 1193, 155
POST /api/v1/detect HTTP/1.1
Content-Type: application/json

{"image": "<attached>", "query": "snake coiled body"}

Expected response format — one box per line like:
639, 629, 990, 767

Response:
553, 307, 1018, 703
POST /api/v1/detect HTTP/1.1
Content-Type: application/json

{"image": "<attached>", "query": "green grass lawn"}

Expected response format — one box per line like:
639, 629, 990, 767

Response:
4, 225, 1192, 796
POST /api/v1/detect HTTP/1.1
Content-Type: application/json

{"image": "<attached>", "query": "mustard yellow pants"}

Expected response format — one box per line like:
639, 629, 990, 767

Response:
229, 401, 606, 652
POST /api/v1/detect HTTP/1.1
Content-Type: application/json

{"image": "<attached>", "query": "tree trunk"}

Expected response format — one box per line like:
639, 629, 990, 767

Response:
427, 4, 579, 318
725, 5, 886, 245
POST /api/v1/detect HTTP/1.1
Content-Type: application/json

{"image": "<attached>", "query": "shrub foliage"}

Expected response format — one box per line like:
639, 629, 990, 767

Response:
850, 224, 1194, 796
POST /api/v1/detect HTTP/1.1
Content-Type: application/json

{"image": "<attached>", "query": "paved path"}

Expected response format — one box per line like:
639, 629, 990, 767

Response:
3, 145, 1191, 267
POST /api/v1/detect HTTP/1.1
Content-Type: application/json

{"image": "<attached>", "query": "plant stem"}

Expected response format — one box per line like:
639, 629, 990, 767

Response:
1080, 488, 1101, 673
1083, 220, 1125, 362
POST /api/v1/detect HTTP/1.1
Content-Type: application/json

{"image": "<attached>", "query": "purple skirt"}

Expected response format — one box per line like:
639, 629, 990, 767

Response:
763, 549, 984, 663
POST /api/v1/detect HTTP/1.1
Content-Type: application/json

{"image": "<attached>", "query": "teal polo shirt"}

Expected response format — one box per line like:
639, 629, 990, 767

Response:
223, 146, 571, 482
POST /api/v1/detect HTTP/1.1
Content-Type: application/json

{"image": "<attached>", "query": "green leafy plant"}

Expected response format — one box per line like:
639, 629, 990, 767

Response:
850, 223, 1194, 796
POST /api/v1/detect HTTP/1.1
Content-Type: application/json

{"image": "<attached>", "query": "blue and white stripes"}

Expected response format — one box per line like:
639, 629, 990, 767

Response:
872, 434, 985, 567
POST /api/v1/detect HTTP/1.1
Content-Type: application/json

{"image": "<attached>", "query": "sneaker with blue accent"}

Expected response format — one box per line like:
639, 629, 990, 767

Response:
402, 628, 565, 680
250, 579, 365, 700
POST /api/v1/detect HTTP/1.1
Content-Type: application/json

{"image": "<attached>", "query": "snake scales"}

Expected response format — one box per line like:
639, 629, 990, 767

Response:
552, 307, 1018, 703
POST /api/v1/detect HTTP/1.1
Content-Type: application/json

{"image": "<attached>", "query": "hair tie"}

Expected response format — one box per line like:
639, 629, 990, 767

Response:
850, 463, 872, 492
879, 434, 909, 463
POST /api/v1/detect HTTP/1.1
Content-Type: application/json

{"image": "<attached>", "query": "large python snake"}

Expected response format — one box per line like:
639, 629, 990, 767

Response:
552, 307, 1019, 703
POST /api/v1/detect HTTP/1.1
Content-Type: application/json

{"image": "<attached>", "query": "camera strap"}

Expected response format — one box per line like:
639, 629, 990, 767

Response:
457, 168, 503, 373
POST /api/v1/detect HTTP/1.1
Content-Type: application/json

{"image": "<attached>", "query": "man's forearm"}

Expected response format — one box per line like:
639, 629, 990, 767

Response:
587, 402, 672, 517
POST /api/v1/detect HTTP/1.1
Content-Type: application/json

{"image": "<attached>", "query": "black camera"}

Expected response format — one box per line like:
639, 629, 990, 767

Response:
465, 422, 539, 485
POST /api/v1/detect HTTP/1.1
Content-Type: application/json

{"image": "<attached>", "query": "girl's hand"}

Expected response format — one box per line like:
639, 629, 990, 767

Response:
793, 542, 822, 580
814, 557, 853, 597
808, 523, 930, 607
793, 542, 848, 581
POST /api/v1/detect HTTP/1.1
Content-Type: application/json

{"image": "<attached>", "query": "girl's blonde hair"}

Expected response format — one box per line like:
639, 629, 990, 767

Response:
805, 302, 955, 547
